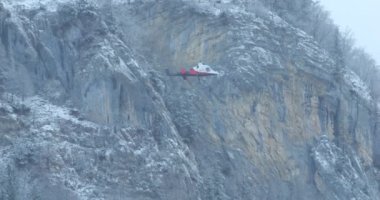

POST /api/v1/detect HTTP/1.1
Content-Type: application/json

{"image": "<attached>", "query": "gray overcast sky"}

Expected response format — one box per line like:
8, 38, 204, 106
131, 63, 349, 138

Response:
319, 0, 380, 65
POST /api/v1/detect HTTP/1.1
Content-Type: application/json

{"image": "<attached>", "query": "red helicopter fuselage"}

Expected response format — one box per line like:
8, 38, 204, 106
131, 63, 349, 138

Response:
166, 63, 219, 80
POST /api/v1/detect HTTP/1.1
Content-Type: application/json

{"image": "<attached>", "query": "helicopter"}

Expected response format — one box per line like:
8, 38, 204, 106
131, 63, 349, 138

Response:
166, 63, 220, 80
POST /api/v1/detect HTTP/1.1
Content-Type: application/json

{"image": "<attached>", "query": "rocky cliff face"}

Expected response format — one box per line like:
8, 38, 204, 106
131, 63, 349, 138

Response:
0, 0, 379, 199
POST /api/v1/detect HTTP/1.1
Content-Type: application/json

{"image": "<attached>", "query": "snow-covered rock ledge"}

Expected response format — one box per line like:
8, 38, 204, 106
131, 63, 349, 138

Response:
312, 136, 376, 200
344, 70, 372, 102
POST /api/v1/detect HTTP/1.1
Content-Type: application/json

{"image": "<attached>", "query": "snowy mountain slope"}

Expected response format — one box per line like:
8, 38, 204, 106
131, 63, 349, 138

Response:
0, 0, 379, 199
0, 92, 200, 199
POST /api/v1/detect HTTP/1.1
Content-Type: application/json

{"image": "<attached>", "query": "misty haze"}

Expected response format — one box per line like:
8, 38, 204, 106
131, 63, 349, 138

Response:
0, 0, 379, 200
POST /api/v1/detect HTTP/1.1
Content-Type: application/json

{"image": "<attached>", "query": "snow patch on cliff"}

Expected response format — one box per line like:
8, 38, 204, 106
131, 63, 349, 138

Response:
1, 94, 97, 129
344, 70, 372, 102
312, 137, 373, 200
